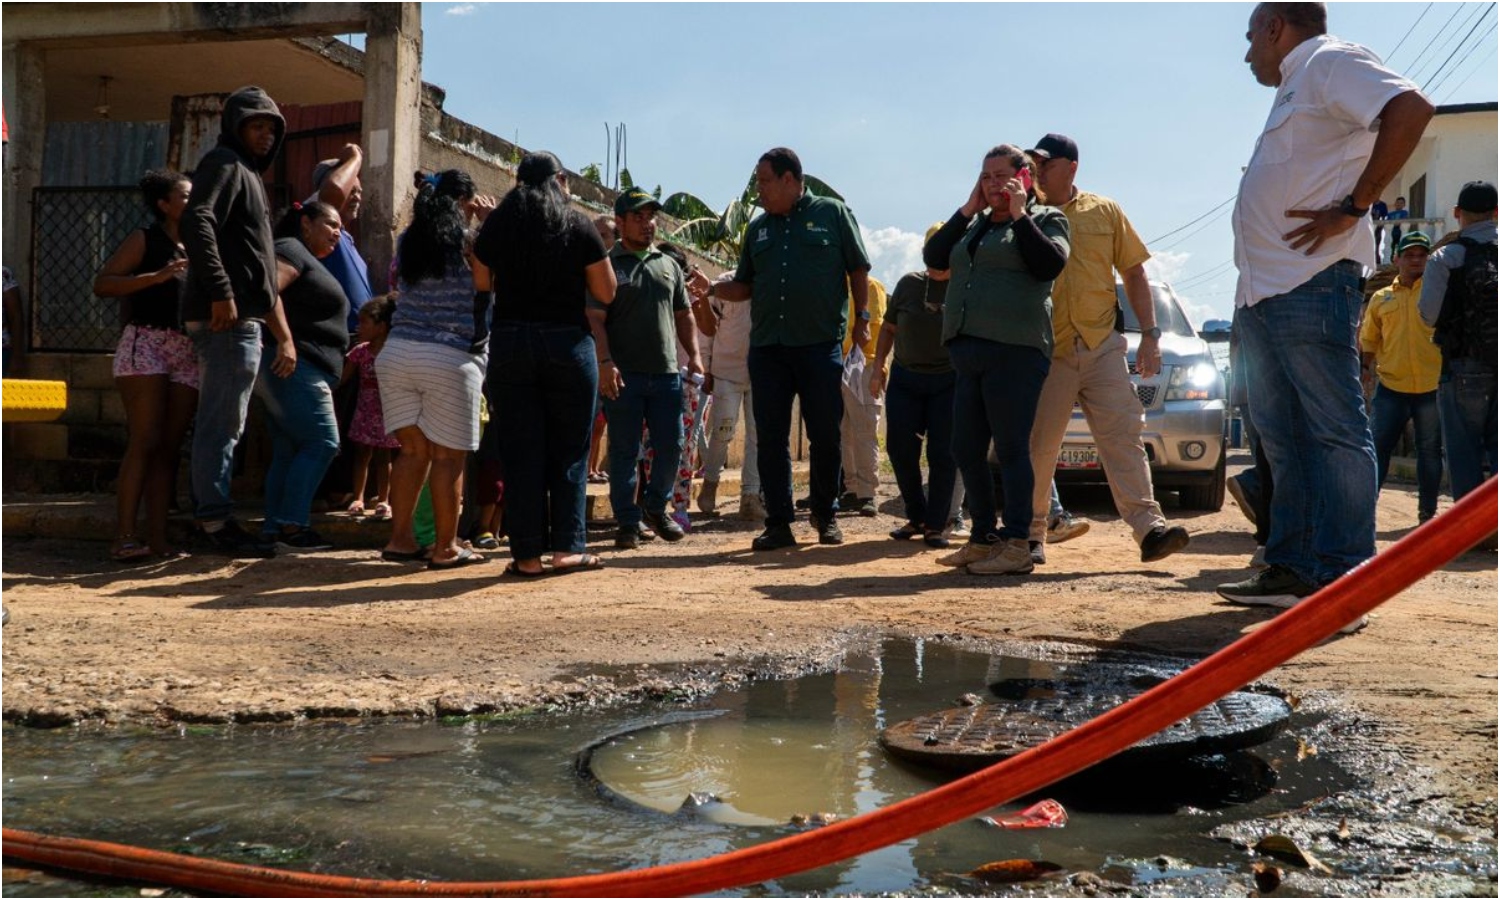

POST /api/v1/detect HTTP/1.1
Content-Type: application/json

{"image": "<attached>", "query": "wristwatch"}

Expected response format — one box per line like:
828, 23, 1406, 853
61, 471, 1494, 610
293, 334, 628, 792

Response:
1144, 326, 1162, 339
1339, 194, 1369, 218
856, 309, 872, 322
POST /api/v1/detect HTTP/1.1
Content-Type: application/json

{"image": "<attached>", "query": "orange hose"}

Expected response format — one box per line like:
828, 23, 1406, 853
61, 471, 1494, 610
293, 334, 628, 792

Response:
5, 478, 1495, 897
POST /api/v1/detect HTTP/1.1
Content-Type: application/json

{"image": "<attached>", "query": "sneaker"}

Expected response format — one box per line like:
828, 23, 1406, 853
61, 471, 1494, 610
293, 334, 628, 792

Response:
1028, 540, 1046, 565
1140, 525, 1190, 563
811, 515, 843, 545
642, 509, 685, 542
1250, 545, 1268, 568
697, 481, 719, 515
202, 520, 275, 558
947, 515, 971, 539
1045, 512, 1090, 544
794, 495, 814, 511
838, 491, 859, 511
274, 528, 333, 553
854, 497, 878, 518
1216, 564, 1316, 608
739, 493, 767, 521
1227, 473, 1259, 527
752, 524, 797, 551
967, 538, 1035, 576
615, 527, 641, 550
937, 540, 994, 568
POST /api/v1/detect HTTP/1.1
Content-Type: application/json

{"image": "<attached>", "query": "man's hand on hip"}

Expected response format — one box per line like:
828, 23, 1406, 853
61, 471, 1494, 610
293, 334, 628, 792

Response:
1283, 205, 1360, 256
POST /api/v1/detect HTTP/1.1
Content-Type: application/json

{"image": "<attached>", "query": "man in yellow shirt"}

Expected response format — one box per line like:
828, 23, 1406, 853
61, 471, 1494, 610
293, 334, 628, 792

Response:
1027, 134, 1190, 565
839, 277, 887, 516
1359, 231, 1441, 522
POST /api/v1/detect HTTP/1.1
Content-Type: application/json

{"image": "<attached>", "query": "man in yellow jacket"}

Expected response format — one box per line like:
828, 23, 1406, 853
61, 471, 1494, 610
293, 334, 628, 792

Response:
839, 276, 887, 516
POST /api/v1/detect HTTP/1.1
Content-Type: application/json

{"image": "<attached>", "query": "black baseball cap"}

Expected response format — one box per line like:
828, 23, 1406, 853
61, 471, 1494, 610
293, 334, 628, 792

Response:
1028, 134, 1079, 163
614, 187, 661, 215
1457, 180, 1497, 213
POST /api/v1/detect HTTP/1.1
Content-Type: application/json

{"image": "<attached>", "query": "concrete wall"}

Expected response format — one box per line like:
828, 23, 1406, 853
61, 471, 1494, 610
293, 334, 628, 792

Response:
1387, 105, 1498, 230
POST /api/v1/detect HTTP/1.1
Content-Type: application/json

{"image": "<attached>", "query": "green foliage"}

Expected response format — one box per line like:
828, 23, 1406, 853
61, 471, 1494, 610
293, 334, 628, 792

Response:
619, 167, 635, 190
663, 172, 845, 263
580, 163, 603, 185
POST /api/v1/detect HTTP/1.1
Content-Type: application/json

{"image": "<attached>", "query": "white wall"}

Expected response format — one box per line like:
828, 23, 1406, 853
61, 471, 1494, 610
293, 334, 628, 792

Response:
1387, 108, 1498, 234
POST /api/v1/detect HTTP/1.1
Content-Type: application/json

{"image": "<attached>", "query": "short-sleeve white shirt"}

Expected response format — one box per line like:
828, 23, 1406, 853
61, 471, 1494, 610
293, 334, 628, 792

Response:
1232, 35, 1421, 308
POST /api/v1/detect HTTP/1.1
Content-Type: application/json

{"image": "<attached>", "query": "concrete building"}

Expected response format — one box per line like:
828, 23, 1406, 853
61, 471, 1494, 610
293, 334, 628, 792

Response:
1374, 102, 1499, 261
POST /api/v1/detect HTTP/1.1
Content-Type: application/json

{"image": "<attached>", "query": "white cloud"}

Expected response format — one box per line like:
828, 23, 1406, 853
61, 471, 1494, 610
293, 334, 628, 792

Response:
446, 4, 476, 15
860, 225, 925, 291
1144, 250, 1190, 286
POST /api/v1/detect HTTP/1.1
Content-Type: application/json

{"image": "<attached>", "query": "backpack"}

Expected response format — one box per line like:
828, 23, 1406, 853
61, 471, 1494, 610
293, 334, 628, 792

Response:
1433, 237, 1498, 364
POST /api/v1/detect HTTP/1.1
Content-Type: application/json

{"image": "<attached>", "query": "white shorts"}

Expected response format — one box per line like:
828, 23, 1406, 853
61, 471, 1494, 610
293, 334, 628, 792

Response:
375, 337, 486, 451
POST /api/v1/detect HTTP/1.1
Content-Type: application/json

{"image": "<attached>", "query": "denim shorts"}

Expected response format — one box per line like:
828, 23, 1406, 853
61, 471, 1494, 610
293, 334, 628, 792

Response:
113, 324, 200, 389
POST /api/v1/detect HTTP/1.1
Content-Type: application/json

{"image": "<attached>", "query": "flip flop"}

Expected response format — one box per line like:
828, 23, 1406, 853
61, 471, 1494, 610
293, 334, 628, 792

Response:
427, 548, 489, 570
502, 561, 549, 578
551, 553, 604, 574
110, 540, 153, 563
380, 546, 431, 563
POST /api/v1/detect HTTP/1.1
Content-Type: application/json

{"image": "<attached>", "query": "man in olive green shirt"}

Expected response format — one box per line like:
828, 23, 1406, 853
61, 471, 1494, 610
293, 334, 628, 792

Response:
589, 187, 703, 549
702, 148, 872, 551
1027, 133, 1189, 565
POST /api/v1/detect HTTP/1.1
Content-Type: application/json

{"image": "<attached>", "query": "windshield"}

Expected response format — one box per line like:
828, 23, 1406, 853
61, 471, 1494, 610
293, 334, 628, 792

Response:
1113, 283, 1196, 337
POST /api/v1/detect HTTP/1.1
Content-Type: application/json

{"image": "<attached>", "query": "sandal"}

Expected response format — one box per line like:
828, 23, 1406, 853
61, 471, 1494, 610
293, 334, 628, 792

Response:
550, 553, 604, 574
427, 547, 490, 570
380, 546, 432, 563
370, 502, 393, 521
502, 561, 548, 578
346, 499, 366, 515
889, 522, 922, 541
587, 472, 609, 484
472, 532, 502, 551
111, 539, 153, 563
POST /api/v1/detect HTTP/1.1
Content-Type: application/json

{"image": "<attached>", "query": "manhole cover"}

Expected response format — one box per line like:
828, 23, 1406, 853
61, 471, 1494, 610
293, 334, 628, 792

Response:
881, 685, 1291, 772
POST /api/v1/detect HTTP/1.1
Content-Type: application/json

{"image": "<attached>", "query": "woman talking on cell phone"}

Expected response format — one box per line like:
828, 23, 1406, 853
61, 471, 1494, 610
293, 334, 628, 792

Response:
921, 144, 1070, 577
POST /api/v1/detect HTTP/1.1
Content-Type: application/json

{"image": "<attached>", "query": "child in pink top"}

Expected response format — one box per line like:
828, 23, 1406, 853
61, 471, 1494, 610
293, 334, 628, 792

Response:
340, 293, 400, 518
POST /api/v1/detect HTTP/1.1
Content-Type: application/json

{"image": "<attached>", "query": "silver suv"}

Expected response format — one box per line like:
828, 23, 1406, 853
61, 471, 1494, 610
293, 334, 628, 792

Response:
1052, 280, 1227, 510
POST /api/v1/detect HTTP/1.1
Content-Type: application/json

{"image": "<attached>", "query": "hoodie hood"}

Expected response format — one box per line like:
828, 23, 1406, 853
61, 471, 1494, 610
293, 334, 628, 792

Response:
219, 86, 285, 173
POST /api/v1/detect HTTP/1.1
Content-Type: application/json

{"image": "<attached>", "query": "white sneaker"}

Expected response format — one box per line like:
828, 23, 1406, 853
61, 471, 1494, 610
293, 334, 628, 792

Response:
967, 538, 1035, 575
937, 541, 994, 567
738, 493, 767, 521
946, 515, 971, 539
1046, 513, 1090, 544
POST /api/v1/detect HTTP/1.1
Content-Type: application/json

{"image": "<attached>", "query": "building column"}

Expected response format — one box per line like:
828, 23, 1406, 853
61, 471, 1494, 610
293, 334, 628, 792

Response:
361, 1, 421, 294
3, 41, 46, 314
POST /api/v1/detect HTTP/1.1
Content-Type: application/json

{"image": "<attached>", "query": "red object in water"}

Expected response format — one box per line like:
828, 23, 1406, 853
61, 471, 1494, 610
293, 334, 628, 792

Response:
980, 799, 1068, 829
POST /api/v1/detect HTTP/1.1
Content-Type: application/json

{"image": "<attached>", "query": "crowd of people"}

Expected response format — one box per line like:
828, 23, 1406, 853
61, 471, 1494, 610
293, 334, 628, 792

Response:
92, 4, 1494, 624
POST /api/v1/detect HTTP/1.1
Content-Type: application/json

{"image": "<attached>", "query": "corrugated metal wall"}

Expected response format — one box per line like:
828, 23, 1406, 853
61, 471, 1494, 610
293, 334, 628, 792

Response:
42, 120, 169, 186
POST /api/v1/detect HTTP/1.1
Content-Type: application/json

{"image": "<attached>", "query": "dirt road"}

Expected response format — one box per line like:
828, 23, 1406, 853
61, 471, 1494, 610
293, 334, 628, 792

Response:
2, 472, 1494, 831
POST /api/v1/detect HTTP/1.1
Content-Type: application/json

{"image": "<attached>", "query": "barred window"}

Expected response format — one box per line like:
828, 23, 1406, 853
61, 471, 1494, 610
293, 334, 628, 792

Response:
30, 186, 147, 353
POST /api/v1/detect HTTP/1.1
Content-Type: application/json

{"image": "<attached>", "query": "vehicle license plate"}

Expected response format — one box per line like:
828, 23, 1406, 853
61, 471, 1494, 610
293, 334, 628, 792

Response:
1057, 445, 1100, 469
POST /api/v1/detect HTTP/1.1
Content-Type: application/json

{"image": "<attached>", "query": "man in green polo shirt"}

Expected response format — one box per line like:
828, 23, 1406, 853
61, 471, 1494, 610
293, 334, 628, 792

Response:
703, 147, 872, 550
588, 187, 703, 549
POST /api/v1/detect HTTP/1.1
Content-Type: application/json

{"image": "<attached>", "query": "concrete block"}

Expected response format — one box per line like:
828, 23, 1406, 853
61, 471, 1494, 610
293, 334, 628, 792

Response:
9, 423, 69, 460
20, 354, 70, 382
59, 389, 100, 425
70, 355, 116, 391
98, 390, 127, 427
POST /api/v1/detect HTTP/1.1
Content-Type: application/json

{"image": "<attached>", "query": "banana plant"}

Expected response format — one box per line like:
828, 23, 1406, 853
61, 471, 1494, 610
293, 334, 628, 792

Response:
662, 174, 845, 263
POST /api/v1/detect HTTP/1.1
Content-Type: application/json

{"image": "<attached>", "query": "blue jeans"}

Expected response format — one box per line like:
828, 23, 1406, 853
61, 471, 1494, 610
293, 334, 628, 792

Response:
255, 357, 339, 531
187, 320, 263, 523
1240, 261, 1376, 585
948, 337, 1050, 542
603, 371, 684, 528
885, 363, 957, 531
1438, 357, 1497, 500
748, 342, 844, 527
1369, 384, 1443, 519
488, 322, 597, 561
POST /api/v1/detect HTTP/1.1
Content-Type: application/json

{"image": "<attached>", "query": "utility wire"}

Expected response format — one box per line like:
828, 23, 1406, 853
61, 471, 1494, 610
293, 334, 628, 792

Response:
1151, 206, 1234, 254
1174, 259, 1238, 290
1385, 2, 1434, 67
1439, 39, 1499, 103
1411, 3, 1488, 85
1425, 9, 1497, 94
1401, 2, 1470, 80
1144, 195, 1235, 246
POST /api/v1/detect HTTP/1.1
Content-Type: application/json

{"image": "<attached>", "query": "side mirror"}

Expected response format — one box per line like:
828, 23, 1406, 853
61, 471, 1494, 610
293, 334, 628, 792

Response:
1199, 319, 1232, 344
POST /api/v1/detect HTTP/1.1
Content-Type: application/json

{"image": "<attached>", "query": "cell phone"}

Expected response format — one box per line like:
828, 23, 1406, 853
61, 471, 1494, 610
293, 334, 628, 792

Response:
1016, 166, 1033, 193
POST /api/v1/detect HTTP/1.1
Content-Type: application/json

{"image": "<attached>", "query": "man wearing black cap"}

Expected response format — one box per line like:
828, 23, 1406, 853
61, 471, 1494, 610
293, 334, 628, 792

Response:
1420, 180, 1497, 503
1220, 3, 1432, 621
589, 186, 703, 548
701, 147, 872, 551
1026, 132, 1190, 566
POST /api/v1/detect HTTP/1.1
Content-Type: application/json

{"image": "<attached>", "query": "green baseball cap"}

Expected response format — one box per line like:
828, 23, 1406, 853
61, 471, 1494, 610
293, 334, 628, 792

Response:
1396, 231, 1431, 253
613, 187, 660, 215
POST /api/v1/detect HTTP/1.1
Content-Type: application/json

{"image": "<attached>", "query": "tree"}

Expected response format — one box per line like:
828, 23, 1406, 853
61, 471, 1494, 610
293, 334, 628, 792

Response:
662, 174, 845, 263
580, 163, 603, 185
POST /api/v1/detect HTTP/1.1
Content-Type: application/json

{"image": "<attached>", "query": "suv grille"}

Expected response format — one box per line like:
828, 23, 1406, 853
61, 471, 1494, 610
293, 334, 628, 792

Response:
1138, 385, 1158, 407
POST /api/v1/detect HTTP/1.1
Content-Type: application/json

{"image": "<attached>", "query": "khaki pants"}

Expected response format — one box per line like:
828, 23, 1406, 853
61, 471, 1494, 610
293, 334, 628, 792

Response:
1028, 331, 1165, 544
840, 393, 883, 500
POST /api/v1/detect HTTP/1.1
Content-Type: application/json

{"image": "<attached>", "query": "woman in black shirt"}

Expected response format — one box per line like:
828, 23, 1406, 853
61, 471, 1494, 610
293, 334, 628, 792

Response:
473, 151, 616, 576
93, 169, 197, 562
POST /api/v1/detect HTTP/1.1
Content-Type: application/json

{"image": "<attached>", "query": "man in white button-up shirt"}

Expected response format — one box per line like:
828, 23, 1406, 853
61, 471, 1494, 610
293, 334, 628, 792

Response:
1219, 3, 1433, 623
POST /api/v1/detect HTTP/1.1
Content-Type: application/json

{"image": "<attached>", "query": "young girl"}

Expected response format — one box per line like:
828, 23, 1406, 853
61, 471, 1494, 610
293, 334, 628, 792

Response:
340, 293, 400, 519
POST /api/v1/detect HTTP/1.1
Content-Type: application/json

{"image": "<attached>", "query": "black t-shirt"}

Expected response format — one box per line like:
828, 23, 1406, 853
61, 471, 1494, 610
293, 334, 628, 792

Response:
273, 238, 350, 379
129, 224, 187, 330
474, 207, 607, 330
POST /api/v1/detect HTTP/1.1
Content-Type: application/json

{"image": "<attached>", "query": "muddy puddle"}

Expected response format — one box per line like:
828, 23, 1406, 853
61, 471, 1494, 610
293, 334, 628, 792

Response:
3, 636, 1494, 896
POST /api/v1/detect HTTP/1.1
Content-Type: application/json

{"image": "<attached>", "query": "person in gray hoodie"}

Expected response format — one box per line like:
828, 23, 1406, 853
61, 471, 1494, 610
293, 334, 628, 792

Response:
182, 85, 297, 557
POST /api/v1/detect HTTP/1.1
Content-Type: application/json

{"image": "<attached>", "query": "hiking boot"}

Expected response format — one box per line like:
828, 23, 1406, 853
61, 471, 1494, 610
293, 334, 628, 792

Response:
946, 514, 970, 539
937, 540, 994, 568
1028, 540, 1046, 565
1045, 512, 1090, 544
967, 538, 1035, 576
811, 515, 843, 545
697, 481, 719, 515
1140, 525, 1190, 562
202, 520, 275, 558
615, 527, 641, 550
739, 493, 767, 521
853, 497, 878, 518
752, 524, 797, 551
642, 509, 685, 542
1216, 564, 1317, 608
1226, 472, 1259, 527
274, 528, 333, 553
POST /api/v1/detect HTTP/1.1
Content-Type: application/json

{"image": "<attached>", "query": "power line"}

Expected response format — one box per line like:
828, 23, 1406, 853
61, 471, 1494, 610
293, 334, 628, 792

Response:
1439, 38, 1499, 103
1144, 195, 1235, 246
1385, 2, 1434, 67
1425, 8, 1498, 94
1411, 3, 1488, 85
1402, 2, 1471, 80
1173, 259, 1237, 290
1151, 205, 1234, 254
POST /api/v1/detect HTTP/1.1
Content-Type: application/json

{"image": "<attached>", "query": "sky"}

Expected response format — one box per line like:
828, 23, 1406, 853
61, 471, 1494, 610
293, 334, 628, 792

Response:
415, 2, 1498, 325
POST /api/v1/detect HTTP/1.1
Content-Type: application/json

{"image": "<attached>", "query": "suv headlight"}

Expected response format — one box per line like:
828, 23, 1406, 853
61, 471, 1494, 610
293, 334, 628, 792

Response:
1166, 361, 1221, 401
